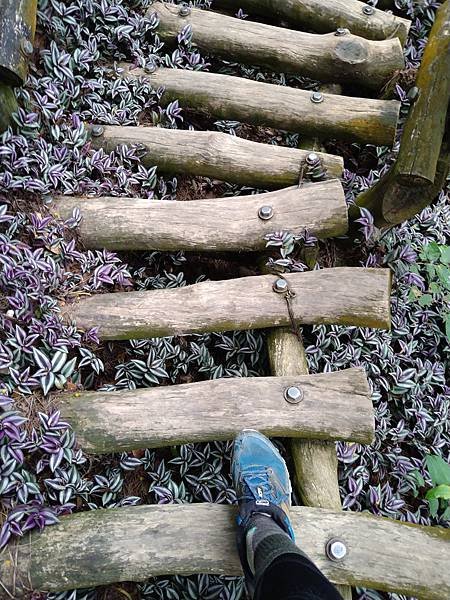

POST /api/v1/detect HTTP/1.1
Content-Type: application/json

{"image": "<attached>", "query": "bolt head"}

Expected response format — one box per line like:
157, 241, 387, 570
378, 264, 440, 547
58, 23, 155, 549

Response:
326, 539, 347, 562
21, 39, 34, 56
273, 278, 289, 294
362, 5, 375, 15
310, 91, 324, 104
407, 86, 419, 102
179, 4, 191, 16
306, 152, 319, 166
284, 386, 304, 404
91, 124, 105, 137
258, 205, 274, 221
335, 27, 349, 36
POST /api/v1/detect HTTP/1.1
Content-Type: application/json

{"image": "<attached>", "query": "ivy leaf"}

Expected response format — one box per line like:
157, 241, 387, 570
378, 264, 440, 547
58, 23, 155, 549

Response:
445, 314, 450, 342
418, 294, 433, 307
440, 245, 450, 265
426, 485, 450, 501
426, 454, 450, 486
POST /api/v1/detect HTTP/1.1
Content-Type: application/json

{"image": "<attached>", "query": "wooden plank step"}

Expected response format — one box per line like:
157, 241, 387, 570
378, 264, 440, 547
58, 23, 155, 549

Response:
51, 181, 347, 251
121, 65, 400, 146
150, 2, 404, 91
87, 125, 343, 187
2, 504, 448, 598
61, 267, 391, 340
212, 0, 411, 45
59, 368, 374, 453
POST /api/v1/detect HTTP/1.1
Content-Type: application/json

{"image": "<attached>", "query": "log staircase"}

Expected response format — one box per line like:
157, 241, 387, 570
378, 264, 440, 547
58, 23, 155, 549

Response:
1, 1, 449, 599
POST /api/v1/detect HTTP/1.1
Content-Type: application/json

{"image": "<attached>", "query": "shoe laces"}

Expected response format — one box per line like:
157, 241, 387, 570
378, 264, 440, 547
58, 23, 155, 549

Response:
239, 468, 273, 505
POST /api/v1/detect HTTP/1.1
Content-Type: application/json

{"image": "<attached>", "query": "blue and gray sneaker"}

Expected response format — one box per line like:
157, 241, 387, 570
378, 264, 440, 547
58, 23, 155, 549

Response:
231, 429, 295, 542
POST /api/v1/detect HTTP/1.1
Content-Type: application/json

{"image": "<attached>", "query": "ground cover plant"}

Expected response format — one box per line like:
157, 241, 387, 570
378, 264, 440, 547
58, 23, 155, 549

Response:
0, 0, 449, 599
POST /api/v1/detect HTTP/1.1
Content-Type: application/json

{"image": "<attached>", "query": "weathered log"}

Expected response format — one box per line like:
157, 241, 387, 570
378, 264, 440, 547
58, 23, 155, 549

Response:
51, 181, 347, 251
354, 1, 450, 227
267, 329, 353, 600
121, 65, 400, 146
150, 2, 404, 90
0, 83, 17, 132
2, 504, 449, 598
88, 124, 344, 187
212, 0, 411, 45
0, 0, 38, 86
61, 267, 392, 340
59, 368, 374, 453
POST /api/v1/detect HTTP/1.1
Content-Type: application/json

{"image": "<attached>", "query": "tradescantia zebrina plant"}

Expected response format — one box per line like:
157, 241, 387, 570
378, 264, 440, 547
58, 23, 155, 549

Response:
0, 1, 449, 600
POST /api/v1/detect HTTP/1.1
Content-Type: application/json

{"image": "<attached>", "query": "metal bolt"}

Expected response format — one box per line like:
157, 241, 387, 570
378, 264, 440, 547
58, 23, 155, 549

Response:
362, 5, 375, 15
284, 386, 304, 405
21, 39, 34, 56
258, 205, 274, 221
145, 62, 157, 74
179, 4, 191, 16
335, 28, 349, 36
91, 124, 105, 137
305, 152, 319, 166
310, 91, 324, 104
407, 86, 419, 103
326, 538, 348, 562
273, 278, 289, 294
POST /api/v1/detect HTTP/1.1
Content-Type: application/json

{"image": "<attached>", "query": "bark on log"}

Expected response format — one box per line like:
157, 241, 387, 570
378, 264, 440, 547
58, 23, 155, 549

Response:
150, 2, 404, 90
267, 329, 353, 600
354, 1, 450, 227
212, 0, 411, 45
87, 124, 344, 187
0, 83, 17, 132
0, 0, 38, 86
59, 368, 374, 453
121, 64, 400, 145
50, 181, 347, 251
61, 267, 392, 340
2, 504, 449, 598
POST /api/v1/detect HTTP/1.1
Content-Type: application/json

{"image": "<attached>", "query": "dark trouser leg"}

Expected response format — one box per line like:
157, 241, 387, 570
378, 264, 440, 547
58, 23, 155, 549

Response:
241, 514, 343, 600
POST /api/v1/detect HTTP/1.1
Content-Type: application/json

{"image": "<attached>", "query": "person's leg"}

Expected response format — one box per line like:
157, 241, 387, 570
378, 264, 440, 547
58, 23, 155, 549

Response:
232, 430, 342, 600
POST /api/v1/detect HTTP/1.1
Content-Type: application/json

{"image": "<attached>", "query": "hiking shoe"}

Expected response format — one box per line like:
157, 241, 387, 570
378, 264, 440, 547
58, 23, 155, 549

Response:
231, 429, 295, 541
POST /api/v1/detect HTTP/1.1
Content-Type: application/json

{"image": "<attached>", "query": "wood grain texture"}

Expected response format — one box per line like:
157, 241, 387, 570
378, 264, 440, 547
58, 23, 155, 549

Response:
150, 3, 404, 90
50, 181, 347, 251
61, 267, 392, 340
267, 328, 353, 600
122, 64, 400, 145
88, 124, 344, 187
0, 0, 37, 86
354, 2, 450, 227
59, 368, 374, 453
213, 0, 411, 45
3, 505, 448, 598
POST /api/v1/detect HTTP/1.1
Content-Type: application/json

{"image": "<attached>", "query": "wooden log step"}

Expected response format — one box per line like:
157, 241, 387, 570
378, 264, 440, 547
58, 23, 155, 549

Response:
150, 2, 404, 91
59, 368, 374, 453
212, 0, 411, 45
121, 65, 400, 146
2, 504, 448, 598
51, 181, 347, 251
88, 124, 344, 187
61, 267, 392, 340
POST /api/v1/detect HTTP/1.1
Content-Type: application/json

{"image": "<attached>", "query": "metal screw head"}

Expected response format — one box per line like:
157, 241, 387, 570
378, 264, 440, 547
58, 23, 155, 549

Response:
407, 86, 419, 102
310, 91, 324, 104
273, 278, 289, 294
91, 124, 105, 137
362, 5, 375, 15
326, 538, 347, 562
21, 39, 34, 56
179, 4, 191, 16
335, 27, 349, 36
284, 386, 304, 405
145, 62, 157, 74
258, 205, 274, 221
305, 152, 319, 166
